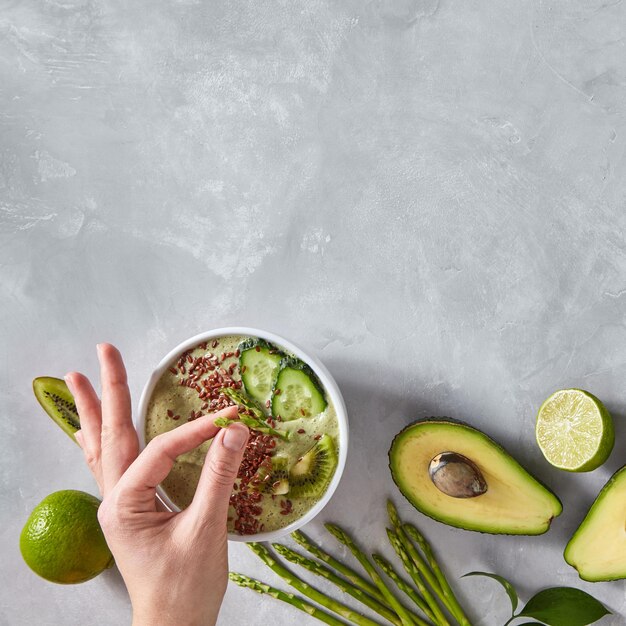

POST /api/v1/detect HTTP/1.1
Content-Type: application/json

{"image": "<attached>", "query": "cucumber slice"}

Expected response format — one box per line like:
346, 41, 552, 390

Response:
238, 338, 283, 406
271, 357, 327, 421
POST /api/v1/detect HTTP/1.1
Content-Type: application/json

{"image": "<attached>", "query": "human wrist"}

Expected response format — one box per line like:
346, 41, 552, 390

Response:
132, 600, 217, 626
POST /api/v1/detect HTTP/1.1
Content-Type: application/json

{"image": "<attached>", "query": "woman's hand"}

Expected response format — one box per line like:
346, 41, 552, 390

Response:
65, 343, 249, 626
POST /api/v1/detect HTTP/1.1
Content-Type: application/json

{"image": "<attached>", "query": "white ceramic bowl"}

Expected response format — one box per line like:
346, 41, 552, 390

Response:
136, 326, 349, 542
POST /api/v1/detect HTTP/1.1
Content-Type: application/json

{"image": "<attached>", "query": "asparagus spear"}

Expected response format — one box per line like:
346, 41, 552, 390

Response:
229, 572, 347, 626
291, 530, 386, 604
387, 501, 442, 595
220, 387, 266, 420
214, 415, 289, 440
273, 543, 407, 626
325, 524, 416, 626
248, 542, 383, 626
388, 501, 464, 625
403, 524, 472, 626
217, 387, 290, 440
372, 554, 437, 625
387, 529, 451, 626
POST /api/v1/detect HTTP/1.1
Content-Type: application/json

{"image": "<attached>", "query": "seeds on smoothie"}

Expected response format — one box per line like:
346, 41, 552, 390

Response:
298, 428, 306, 434
212, 339, 219, 348
169, 367, 177, 375
314, 434, 322, 441
167, 409, 174, 418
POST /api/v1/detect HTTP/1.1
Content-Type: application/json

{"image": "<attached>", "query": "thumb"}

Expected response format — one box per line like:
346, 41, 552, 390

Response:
189, 422, 249, 526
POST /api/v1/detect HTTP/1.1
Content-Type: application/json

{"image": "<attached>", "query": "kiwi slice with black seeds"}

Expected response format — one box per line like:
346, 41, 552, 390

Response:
250, 455, 290, 495
289, 434, 337, 498
33, 377, 80, 442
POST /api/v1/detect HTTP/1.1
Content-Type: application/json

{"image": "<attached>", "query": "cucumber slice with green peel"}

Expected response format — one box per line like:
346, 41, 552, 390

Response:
238, 338, 283, 406
271, 357, 327, 421
33, 377, 80, 442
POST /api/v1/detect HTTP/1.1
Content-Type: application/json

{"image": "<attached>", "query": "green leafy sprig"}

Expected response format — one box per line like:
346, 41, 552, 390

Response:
463, 571, 611, 626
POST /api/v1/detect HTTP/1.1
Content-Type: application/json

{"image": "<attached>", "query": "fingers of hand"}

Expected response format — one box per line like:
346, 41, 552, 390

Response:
97, 343, 138, 492
188, 419, 249, 527
115, 413, 222, 511
64, 371, 104, 493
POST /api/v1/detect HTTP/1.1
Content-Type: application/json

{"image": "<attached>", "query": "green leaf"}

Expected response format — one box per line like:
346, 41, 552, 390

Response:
518, 587, 611, 626
516, 623, 544, 625
463, 571, 518, 613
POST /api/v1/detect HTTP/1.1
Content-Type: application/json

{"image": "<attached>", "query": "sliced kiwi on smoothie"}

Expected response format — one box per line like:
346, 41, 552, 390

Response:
289, 434, 337, 498
250, 456, 290, 495
33, 377, 80, 442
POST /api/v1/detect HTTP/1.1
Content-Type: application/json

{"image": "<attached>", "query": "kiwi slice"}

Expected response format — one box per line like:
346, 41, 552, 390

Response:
289, 434, 337, 498
33, 377, 80, 442
250, 455, 290, 495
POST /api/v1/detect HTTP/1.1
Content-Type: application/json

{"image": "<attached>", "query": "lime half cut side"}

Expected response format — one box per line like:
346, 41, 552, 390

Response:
536, 389, 614, 472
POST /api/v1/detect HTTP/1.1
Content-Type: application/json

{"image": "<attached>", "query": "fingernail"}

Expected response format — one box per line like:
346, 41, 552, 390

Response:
96, 344, 104, 360
64, 374, 75, 395
222, 423, 248, 451
74, 430, 83, 446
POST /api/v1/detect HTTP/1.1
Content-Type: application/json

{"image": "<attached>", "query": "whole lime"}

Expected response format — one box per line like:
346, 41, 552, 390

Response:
20, 490, 114, 584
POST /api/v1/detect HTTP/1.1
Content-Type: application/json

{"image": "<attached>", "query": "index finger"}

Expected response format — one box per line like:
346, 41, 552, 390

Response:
114, 406, 238, 512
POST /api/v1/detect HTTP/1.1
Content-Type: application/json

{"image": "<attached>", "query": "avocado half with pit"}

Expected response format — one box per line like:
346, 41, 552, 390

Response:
565, 465, 626, 581
388, 419, 562, 535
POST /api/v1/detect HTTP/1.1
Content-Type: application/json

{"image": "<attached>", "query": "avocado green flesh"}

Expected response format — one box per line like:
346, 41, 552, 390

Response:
389, 421, 562, 534
565, 465, 626, 581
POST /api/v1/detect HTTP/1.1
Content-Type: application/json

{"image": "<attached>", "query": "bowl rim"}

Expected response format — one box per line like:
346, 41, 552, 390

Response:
136, 326, 349, 543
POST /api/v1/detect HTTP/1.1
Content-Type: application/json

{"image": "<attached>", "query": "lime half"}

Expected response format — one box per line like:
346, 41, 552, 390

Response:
536, 389, 614, 472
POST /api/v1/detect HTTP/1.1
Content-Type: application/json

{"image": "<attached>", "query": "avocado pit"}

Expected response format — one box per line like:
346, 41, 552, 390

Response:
429, 452, 488, 498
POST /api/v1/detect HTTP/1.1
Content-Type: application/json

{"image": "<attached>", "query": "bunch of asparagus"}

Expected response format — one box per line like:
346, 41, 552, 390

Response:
229, 500, 473, 626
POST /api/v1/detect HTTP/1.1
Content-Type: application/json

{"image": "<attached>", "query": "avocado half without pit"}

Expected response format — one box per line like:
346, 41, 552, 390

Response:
389, 419, 562, 535
564, 464, 626, 582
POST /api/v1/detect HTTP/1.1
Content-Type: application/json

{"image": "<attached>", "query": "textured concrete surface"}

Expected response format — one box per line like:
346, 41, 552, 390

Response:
2, 0, 626, 624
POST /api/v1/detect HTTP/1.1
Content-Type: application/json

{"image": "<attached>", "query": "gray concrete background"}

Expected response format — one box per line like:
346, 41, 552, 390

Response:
1, 0, 625, 624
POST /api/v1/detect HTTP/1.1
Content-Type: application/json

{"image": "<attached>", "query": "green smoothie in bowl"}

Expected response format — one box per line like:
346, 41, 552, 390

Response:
139, 328, 347, 540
